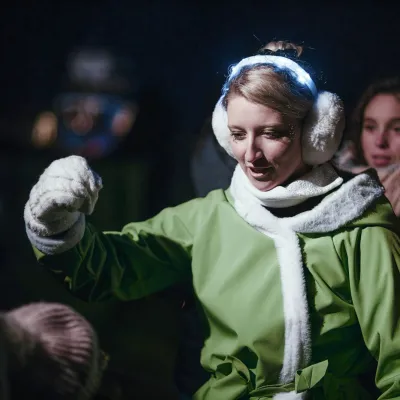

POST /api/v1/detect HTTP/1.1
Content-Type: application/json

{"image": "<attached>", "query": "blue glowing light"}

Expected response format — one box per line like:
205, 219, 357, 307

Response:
228, 55, 317, 97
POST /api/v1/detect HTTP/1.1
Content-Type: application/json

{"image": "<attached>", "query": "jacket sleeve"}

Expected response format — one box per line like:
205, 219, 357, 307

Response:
33, 199, 203, 302
346, 226, 400, 398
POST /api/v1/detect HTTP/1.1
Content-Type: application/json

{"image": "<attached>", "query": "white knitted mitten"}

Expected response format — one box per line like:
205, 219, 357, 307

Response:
24, 155, 103, 254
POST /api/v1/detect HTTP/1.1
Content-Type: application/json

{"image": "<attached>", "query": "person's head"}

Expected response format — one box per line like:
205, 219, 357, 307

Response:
212, 41, 345, 191
0, 302, 102, 400
351, 77, 400, 168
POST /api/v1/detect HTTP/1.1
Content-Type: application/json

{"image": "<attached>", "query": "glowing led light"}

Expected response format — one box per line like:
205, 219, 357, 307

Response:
31, 111, 58, 148
228, 55, 317, 97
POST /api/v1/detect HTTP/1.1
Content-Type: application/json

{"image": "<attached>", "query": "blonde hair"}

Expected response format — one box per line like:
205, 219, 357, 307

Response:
223, 41, 315, 120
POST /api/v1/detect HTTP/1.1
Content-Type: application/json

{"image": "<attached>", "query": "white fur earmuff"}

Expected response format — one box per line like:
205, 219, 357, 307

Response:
301, 91, 345, 165
211, 55, 345, 166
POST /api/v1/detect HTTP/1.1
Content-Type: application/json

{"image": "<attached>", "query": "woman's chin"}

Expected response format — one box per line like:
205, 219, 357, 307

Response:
247, 175, 278, 192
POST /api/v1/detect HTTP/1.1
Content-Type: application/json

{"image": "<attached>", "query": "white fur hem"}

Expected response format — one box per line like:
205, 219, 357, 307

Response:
273, 392, 307, 399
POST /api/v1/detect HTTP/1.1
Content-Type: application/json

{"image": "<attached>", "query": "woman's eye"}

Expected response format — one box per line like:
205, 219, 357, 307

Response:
363, 125, 375, 132
263, 130, 281, 138
262, 130, 290, 140
230, 132, 246, 141
393, 126, 400, 134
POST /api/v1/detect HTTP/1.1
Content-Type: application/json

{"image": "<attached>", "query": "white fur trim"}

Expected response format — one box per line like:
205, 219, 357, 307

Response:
283, 172, 384, 233
234, 163, 343, 208
212, 90, 344, 166
302, 91, 345, 165
211, 96, 235, 158
230, 55, 317, 96
271, 229, 311, 383
230, 168, 384, 396
230, 179, 311, 384
212, 56, 345, 166
273, 392, 307, 400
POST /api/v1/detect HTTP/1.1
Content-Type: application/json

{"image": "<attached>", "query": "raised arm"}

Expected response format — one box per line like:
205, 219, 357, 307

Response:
24, 156, 197, 302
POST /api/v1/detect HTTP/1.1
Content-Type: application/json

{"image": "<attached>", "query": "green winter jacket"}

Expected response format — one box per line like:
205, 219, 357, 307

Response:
33, 173, 400, 399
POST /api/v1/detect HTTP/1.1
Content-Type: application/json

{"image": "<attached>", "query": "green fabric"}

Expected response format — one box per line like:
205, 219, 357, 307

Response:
87, 158, 152, 231
193, 358, 332, 399
3, 153, 180, 398
34, 189, 400, 399
295, 360, 329, 392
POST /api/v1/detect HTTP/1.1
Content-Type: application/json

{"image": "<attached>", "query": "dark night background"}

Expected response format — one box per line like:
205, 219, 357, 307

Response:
0, 0, 399, 301
0, 2, 399, 397
2, 1, 400, 142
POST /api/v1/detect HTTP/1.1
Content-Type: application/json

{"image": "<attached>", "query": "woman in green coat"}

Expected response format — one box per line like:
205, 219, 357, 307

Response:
24, 40, 400, 399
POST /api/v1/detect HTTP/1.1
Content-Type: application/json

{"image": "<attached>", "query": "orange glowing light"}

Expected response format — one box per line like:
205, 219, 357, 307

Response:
32, 112, 58, 148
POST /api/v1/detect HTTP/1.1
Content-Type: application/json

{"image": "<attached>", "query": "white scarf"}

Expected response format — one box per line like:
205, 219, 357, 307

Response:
230, 162, 343, 209
229, 162, 384, 399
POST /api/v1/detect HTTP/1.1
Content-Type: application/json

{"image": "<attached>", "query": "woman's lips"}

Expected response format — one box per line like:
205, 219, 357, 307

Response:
247, 166, 273, 179
372, 155, 392, 168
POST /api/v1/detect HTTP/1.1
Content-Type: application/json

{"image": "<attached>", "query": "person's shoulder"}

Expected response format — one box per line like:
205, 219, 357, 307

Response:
168, 189, 231, 218
336, 167, 399, 233
324, 166, 398, 232
156, 189, 232, 233
181, 189, 230, 206
351, 195, 399, 233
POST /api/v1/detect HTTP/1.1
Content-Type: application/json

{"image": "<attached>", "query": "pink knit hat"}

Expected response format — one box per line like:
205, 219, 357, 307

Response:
0, 302, 103, 400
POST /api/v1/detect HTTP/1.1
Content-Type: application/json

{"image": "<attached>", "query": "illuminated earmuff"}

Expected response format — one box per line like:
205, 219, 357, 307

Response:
212, 55, 345, 165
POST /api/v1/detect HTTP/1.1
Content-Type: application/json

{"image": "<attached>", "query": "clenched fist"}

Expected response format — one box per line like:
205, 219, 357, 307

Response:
24, 155, 102, 254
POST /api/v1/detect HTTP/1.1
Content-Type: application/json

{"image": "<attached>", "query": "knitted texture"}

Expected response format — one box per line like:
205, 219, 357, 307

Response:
24, 155, 102, 254
1, 302, 102, 400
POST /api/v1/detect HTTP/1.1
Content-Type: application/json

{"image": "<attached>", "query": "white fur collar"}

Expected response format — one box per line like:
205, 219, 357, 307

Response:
231, 163, 343, 209
230, 164, 384, 233
228, 166, 384, 399
284, 171, 384, 233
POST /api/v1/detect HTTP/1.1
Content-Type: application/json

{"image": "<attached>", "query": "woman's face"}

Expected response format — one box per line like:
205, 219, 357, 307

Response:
227, 95, 308, 191
361, 94, 400, 168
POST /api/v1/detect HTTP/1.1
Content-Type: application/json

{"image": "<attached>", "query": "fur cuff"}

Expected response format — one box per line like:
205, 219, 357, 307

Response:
26, 213, 86, 255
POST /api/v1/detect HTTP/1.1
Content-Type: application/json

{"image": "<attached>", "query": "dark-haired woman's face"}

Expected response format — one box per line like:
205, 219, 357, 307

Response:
361, 94, 400, 168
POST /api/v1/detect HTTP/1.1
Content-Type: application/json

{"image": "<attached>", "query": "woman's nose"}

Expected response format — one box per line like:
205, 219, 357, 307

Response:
245, 138, 263, 164
375, 131, 389, 148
